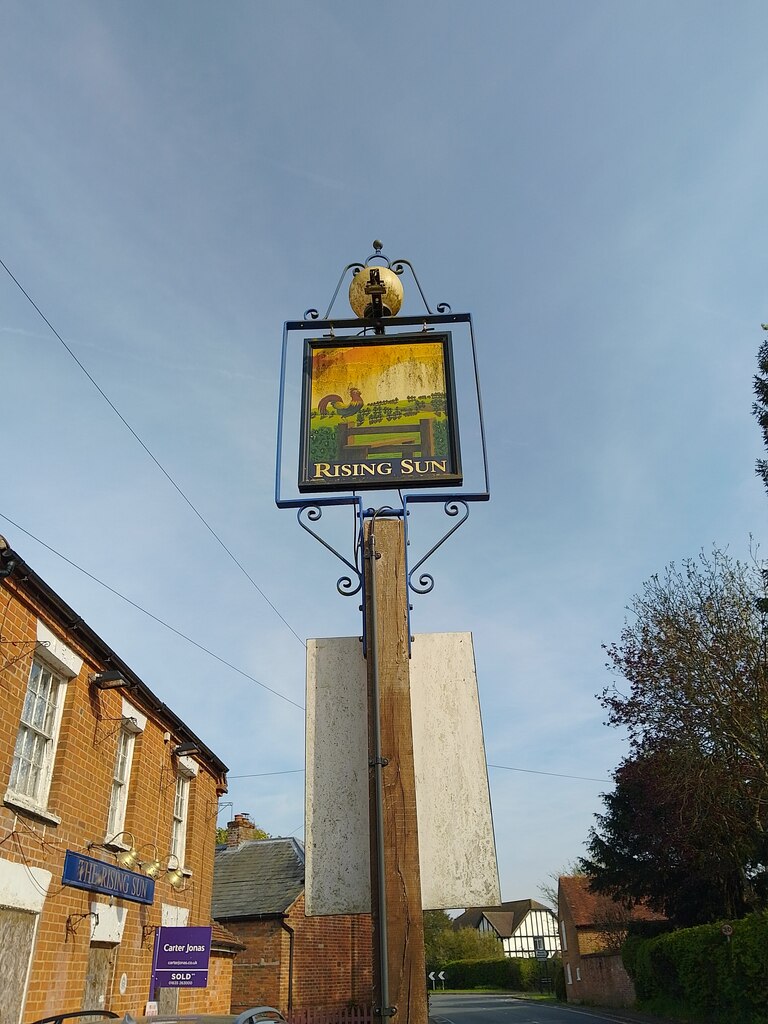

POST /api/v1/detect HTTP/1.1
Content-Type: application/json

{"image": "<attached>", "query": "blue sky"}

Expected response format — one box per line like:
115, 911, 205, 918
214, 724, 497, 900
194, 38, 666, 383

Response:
2, 1, 767, 906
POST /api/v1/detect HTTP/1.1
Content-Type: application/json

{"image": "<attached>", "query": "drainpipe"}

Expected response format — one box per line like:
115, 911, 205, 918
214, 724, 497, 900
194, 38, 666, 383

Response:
280, 917, 295, 1017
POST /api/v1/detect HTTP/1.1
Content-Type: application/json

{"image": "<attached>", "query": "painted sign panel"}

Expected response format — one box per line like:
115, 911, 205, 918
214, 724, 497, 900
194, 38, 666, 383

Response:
62, 850, 155, 905
305, 633, 500, 914
299, 332, 462, 492
151, 926, 212, 990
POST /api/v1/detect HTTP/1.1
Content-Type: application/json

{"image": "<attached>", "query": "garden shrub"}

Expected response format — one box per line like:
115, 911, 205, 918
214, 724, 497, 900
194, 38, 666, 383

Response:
627, 911, 768, 1023
441, 956, 551, 991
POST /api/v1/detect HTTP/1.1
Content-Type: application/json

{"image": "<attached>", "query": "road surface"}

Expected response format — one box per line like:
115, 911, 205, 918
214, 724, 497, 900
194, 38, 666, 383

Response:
429, 993, 658, 1024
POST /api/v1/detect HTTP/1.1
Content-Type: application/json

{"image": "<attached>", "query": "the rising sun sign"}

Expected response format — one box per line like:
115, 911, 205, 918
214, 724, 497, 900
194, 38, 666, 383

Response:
298, 332, 462, 493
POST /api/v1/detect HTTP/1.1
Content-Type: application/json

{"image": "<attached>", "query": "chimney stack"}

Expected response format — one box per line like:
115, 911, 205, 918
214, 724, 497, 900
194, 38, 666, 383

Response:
227, 812, 258, 847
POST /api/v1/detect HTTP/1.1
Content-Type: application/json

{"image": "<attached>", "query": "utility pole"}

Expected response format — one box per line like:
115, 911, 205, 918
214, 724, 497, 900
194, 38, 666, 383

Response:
364, 516, 427, 1024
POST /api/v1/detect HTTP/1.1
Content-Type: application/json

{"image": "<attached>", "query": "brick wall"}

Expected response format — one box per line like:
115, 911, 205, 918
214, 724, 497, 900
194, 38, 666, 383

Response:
579, 952, 637, 1008
223, 896, 373, 1016
559, 899, 636, 1008
225, 917, 290, 1013
0, 572, 229, 1020
179, 951, 238, 1013
288, 894, 372, 1011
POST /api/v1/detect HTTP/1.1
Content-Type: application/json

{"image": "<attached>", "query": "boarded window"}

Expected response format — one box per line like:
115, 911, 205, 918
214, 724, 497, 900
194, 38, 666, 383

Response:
0, 907, 37, 1023
157, 986, 179, 1013
82, 942, 116, 1009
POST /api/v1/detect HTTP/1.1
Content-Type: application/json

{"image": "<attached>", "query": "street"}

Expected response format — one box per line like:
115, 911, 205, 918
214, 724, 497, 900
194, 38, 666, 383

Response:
429, 993, 651, 1024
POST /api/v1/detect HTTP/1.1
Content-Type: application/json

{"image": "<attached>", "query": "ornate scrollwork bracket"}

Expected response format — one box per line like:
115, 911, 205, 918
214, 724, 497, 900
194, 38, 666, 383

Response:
405, 500, 470, 596
301, 241, 451, 322
297, 505, 363, 598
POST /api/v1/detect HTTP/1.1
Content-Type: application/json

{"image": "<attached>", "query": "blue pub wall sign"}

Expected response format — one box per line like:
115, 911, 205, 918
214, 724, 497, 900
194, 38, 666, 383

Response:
62, 850, 155, 905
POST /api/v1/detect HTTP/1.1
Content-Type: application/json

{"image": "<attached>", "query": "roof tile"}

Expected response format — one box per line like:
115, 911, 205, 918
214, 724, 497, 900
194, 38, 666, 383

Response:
213, 837, 305, 919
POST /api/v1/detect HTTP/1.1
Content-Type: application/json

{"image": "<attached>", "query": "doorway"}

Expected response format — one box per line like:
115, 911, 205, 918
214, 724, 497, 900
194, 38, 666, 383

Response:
82, 943, 117, 1009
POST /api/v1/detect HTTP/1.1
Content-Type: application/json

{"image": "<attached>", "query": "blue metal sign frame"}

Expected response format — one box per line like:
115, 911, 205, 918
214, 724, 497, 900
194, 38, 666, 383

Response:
275, 310, 490, 648
276, 311, 489, 510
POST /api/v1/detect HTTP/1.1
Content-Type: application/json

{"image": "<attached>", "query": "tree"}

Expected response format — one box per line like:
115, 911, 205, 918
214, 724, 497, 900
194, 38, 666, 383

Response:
586, 548, 768, 925
423, 910, 454, 966
423, 912, 503, 968
753, 326, 768, 496
537, 860, 585, 911
601, 548, 768, 791
582, 740, 768, 925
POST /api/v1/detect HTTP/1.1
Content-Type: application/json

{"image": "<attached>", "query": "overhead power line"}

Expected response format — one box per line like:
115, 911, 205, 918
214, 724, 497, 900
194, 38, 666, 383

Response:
0, 516, 612, 784
229, 770, 304, 779
0, 256, 304, 648
0, 512, 304, 712
487, 763, 609, 783
229, 765, 609, 783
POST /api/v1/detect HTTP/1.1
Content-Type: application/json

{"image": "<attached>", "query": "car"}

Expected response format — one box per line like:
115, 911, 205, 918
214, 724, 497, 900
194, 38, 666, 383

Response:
32, 1009, 286, 1024
30, 1015, 119, 1024
122, 1009, 287, 1024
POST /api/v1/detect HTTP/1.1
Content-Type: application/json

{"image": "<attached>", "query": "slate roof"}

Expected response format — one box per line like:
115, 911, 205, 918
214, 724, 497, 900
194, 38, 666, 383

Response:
213, 837, 305, 919
558, 876, 666, 928
453, 899, 553, 937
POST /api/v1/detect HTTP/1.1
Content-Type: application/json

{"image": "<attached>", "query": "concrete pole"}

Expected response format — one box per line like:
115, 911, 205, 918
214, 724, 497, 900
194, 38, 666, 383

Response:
364, 516, 427, 1024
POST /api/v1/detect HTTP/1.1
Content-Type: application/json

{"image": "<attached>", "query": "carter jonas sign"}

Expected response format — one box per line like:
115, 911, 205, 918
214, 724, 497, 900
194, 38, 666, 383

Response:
151, 926, 212, 990
299, 332, 462, 493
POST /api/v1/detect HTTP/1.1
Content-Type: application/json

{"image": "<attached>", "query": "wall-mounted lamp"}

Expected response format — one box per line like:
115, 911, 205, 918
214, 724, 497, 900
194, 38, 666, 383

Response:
173, 741, 200, 757
90, 670, 131, 690
88, 833, 186, 888
88, 831, 140, 870
138, 844, 162, 879
166, 854, 186, 890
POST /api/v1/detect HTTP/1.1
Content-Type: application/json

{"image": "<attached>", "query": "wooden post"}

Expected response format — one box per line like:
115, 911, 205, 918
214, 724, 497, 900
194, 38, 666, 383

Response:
364, 517, 427, 1024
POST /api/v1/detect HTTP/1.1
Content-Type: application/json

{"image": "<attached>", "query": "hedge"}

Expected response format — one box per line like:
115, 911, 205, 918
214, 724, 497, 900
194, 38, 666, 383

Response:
623, 911, 768, 1023
439, 956, 559, 992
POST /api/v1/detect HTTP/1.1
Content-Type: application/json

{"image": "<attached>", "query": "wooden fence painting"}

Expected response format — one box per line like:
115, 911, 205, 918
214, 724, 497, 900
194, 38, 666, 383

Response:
338, 419, 435, 462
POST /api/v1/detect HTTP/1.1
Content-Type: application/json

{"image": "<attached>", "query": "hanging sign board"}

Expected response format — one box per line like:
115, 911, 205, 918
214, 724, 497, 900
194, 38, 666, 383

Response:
298, 332, 462, 492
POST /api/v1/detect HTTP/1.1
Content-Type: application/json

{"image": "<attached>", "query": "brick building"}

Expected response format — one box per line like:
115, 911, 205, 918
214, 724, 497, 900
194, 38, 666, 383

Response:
0, 535, 238, 1021
213, 814, 373, 1017
558, 875, 665, 1009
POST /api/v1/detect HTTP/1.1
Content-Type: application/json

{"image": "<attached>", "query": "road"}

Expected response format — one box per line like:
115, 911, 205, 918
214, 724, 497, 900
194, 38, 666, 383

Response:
429, 993, 655, 1024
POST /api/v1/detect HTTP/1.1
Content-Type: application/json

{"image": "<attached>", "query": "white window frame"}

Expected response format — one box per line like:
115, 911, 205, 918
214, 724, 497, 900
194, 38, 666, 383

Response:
9, 658, 65, 804
565, 962, 572, 985
560, 918, 568, 952
6, 660, 71, 818
576, 966, 581, 982
170, 755, 197, 867
105, 699, 145, 840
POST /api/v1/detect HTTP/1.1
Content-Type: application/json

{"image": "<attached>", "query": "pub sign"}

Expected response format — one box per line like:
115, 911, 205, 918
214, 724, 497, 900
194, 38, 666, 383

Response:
299, 332, 462, 492
62, 850, 155, 905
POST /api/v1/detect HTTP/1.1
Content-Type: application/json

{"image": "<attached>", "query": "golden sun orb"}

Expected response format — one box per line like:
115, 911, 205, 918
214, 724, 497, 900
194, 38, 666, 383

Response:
348, 265, 404, 319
